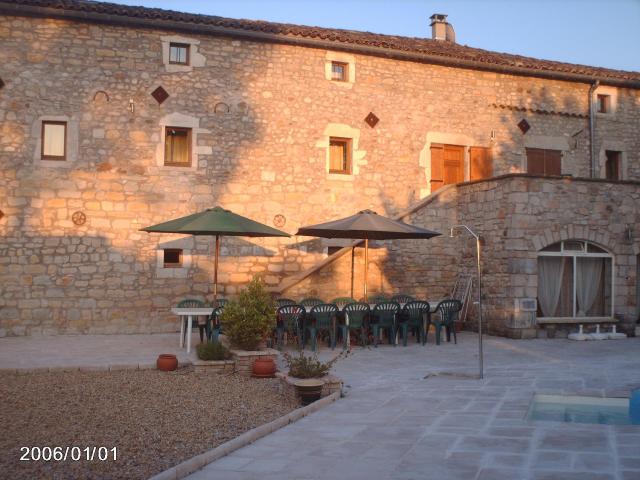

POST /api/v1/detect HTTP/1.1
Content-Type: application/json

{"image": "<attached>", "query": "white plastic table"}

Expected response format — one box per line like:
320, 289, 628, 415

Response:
170, 307, 214, 353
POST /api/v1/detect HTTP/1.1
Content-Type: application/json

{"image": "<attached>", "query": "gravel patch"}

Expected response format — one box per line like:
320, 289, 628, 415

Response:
0, 368, 298, 480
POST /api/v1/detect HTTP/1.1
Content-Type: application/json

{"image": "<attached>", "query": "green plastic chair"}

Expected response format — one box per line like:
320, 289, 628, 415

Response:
275, 304, 305, 349
391, 294, 415, 305
433, 299, 462, 345
206, 305, 225, 342
371, 302, 400, 347
331, 297, 356, 309
368, 293, 390, 304
305, 303, 338, 352
300, 297, 324, 307
341, 302, 370, 349
276, 298, 296, 308
398, 301, 430, 346
177, 299, 206, 343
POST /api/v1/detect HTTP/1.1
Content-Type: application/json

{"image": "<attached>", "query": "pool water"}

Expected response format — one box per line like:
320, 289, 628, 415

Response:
528, 394, 635, 425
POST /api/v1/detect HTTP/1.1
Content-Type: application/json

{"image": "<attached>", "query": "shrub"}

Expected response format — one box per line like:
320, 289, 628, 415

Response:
283, 350, 342, 379
196, 341, 231, 361
219, 277, 276, 350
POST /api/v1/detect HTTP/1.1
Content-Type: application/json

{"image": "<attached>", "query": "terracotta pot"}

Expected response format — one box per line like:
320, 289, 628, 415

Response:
294, 378, 324, 406
156, 354, 178, 372
252, 357, 276, 378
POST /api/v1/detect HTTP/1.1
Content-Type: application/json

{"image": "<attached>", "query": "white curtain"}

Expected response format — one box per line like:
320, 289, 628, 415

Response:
576, 258, 603, 316
43, 123, 65, 157
538, 257, 565, 317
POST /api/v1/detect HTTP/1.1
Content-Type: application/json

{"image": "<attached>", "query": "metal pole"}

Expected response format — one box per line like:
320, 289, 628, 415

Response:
213, 235, 220, 308
450, 225, 483, 379
350, 246, 355, 299
364, 238, 369, 302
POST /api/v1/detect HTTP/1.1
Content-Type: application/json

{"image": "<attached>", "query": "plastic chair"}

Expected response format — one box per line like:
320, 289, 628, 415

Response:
391, 294, 415, 305
433, 299, 463, 345
367, 293, 390, 304
276, 298, 296, 308
206, 305, 225, 342
331, 297, 356, 309
341, 302, 370, 349
305, 304, 338, 352
276, 304, 305, 349
398, 301, 430, 346
177, 299, 206, 343
299, 297, 324, 307
371, 302, 400, 347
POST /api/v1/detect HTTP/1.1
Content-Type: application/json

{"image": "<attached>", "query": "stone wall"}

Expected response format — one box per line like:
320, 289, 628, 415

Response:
289, 175, 640, 337
0, 14, 639, 336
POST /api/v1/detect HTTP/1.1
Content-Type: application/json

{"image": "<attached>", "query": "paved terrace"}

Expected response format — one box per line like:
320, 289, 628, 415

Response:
187, 334, 640, 480
1, 333, 639, 479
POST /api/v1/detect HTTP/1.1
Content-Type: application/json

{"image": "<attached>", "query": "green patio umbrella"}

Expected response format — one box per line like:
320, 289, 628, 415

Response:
296, 210, 440, 301
141, 206, 290, 306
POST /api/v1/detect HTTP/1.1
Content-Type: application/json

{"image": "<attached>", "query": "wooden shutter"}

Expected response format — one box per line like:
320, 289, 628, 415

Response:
470, 147, 493, 181
526, 148, 546, 175
329, 138, 350, 173
430, 144, 444, 191
545, 150, 562, 176
443, 145, 464, 185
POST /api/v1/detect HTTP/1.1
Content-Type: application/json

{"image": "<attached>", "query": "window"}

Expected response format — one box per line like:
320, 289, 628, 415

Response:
163, 249, 183, 268
164, 127, 191, 166
430, 144, 464, 191
331, 61, 348, 82
41, 121, 67, 160
537, 240, 613, 318
605, 150, 621, 180
597, 94, 610, 114
526, 148, 561, 176
169, 43, 190, 65
329, 137, 351, 174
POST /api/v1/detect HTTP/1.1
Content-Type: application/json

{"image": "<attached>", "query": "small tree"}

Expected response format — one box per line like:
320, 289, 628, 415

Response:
219, 277, 275, 350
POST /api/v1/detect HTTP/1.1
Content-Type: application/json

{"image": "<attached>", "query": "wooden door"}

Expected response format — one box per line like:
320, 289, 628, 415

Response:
431, 144, 464, 191
470, 147, 493, 181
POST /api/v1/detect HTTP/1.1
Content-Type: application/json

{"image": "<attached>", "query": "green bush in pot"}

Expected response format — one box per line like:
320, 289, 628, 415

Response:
219, 277, 276, 350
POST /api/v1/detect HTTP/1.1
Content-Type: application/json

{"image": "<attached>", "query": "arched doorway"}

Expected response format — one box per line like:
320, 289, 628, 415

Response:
537, 240, 614, 319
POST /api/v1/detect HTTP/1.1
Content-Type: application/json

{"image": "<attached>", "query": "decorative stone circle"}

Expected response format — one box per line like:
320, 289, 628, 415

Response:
71, 211, 87, 226
273, 214, 286, 228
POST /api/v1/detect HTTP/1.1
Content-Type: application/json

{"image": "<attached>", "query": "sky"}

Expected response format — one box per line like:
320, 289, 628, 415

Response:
111, 0, 640, 72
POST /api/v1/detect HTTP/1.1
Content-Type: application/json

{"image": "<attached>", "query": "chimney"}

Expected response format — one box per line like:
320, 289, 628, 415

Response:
430, 13, 455, 42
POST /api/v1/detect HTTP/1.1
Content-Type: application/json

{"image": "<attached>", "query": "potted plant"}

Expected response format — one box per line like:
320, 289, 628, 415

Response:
282, 350, 342, 405
219, 277, 277, 376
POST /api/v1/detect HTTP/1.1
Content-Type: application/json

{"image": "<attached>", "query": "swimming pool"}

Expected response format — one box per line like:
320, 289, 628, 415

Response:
527, 394, 635, 425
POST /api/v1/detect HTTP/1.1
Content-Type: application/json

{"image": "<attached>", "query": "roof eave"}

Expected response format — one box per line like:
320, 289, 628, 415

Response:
2, 2, 639, 89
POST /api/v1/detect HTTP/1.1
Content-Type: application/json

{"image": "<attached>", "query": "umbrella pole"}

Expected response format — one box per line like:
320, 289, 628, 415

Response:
364, 238, 368, 302
350, 246, 355, 299
213, 235, 220, 308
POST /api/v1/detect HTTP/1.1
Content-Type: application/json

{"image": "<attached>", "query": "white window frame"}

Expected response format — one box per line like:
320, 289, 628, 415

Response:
537, 240, 614, 319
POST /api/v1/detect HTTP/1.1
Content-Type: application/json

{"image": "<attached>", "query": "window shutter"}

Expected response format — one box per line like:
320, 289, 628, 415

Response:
546, 150, 562, 176
430, 144, 444, 191
470, 147, 493, 181
526, 148, 545, 175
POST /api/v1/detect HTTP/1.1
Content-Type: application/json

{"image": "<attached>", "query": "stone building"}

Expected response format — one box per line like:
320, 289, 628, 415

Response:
1, 0, 639, 338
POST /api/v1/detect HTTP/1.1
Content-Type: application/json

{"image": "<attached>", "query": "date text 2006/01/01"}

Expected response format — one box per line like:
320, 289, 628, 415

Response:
20, 446, 117, 462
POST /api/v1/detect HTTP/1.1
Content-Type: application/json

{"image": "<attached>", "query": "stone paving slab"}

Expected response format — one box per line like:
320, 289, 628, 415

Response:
184, 334, 640, 480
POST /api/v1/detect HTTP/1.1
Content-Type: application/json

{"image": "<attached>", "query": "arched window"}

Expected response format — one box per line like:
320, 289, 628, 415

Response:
538, 240, 613, 318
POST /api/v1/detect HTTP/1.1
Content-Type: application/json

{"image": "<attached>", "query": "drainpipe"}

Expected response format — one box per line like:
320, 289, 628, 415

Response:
588, 80, 600, 178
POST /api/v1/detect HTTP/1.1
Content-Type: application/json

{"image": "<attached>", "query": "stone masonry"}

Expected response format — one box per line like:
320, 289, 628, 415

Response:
0, 7, 639, 336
